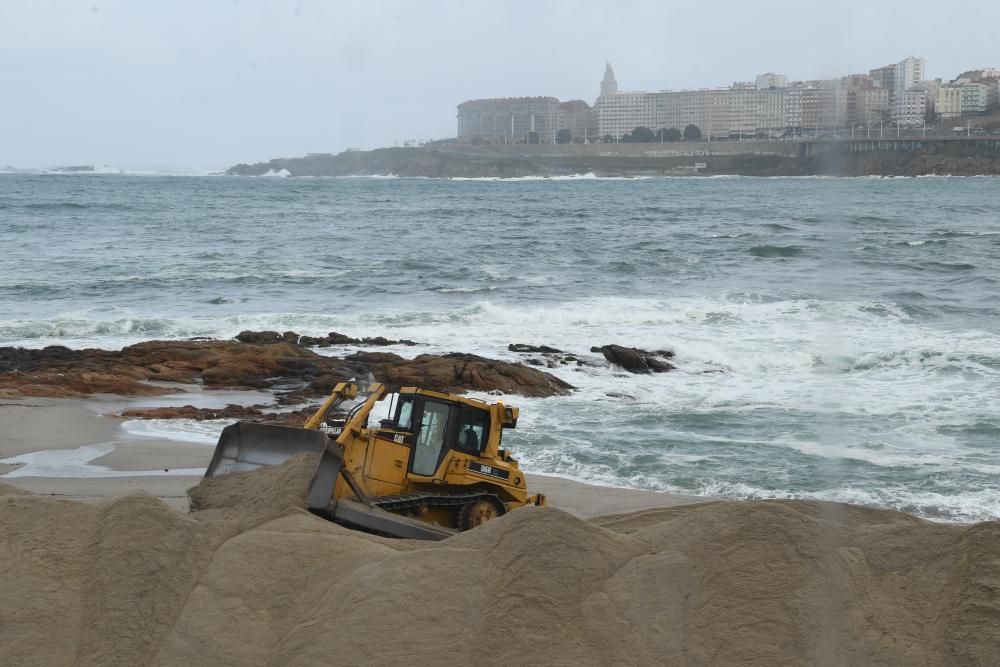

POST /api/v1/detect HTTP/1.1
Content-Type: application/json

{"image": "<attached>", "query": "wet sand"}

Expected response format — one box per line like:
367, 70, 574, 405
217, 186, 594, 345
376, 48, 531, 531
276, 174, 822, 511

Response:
0, 398, 707, 516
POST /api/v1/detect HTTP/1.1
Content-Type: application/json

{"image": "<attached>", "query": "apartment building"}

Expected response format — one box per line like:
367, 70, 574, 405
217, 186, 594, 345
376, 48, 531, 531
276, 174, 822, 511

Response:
557, 100, 599, 141
869, 64, 898, 90
891, 89, 928, 126
895, 57, 925, 93
594, 91, 661, 138
456, 97, 562, 144
846, 87, 890, 124
959, 83, 990, 114
936, 86, 963, 119
755, 72, 787, 89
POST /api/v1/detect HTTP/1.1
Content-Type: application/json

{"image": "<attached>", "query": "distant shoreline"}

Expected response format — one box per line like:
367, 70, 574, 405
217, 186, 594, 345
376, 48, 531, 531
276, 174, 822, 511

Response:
227, 139, 1000, 178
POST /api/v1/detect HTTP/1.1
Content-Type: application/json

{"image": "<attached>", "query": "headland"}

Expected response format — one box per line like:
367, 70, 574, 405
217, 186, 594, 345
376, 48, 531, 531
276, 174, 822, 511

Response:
228, 138, 1000, 178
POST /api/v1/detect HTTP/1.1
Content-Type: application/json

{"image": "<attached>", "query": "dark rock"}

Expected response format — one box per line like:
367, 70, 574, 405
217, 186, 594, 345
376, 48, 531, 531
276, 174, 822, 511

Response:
291, 331, 417, 347
346, 351, 574, 397
297, 336, 327, 346
508, 343, 564, 354
361, 336, 417, 347
326, 331, 361, 345
236, 330, 282, 344
0, 341, 347, 398
0, 339, 573, 400
115, 403, 322, 428
596, 344, 676, 374
115, 404, 266, 421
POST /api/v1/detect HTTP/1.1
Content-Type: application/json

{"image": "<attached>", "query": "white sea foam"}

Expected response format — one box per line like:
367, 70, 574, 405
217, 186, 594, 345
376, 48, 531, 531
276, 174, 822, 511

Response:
0, 443, 204, 478
4, 294, 998, 520
121, 419, 230, 444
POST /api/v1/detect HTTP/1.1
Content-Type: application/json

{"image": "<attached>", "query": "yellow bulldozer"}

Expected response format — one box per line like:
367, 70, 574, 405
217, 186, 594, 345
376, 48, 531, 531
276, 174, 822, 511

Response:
205, 382, 546, 540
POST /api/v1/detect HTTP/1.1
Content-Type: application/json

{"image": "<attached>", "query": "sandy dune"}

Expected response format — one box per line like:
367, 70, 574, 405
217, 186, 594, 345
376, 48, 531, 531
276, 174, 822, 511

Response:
3, 462, 999, 665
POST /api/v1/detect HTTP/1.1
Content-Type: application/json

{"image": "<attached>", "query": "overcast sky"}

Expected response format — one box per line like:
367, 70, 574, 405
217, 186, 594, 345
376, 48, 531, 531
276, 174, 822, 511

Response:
3, 0, 999, 170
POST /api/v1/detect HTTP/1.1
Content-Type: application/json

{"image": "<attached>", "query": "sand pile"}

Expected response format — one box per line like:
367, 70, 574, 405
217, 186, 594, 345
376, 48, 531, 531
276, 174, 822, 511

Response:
186, 452, 320, 526
2, 477, 999, 665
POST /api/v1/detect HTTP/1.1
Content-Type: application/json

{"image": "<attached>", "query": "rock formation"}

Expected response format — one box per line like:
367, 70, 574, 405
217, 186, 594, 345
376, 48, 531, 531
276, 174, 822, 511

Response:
0, 335, 572, 401
593, 345, 676, 374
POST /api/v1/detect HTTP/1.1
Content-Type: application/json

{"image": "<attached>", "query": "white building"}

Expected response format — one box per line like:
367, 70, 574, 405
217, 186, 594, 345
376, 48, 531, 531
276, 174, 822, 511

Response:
595, 85, 807, 139
957, 68, 1000, 82
895, 56, 925, 93
755, 72, 787, 89
594, 91, 660, 138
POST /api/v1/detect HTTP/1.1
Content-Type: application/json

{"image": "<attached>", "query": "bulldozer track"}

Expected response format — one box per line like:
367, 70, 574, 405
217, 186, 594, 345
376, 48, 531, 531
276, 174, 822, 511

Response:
371, 490, 507, 514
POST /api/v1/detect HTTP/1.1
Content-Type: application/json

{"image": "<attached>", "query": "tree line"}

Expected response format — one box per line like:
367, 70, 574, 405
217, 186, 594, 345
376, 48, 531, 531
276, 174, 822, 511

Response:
471, 124, 703, 145
597, 125, 702, 143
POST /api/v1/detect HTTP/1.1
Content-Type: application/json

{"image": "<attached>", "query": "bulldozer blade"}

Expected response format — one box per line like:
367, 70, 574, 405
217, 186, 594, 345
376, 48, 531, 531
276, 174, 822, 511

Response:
206, 422, 455, 541
305, 448, 454, 540
204, 422, 331, 478
332, 499, 456, 541
305, 442, 346, 517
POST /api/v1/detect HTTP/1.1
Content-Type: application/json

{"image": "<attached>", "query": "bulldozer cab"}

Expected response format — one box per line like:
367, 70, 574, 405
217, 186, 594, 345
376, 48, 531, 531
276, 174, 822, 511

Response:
379, 390, 497, 479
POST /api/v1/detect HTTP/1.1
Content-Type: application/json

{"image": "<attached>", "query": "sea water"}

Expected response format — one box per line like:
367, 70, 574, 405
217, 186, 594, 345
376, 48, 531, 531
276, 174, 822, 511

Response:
2, 173, 998, 520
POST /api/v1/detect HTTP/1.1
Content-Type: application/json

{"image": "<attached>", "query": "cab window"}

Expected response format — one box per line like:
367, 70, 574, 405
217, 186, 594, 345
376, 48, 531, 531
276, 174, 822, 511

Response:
455, 408, 489, 454
412, 401, 450, 476
395, 397, 414, 431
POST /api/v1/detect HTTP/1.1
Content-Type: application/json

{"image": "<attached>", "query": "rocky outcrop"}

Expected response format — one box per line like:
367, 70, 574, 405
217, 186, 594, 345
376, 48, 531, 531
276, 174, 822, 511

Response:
115, 404, 316, 427
0, 339, 571, 400
593, 345, 676, 374
236, 330, 417, 347
508, 343, 563, 354
0, 341, 340, 399
116, 404, 267, 421
227, 147, 543, 179
345, 352, 574, 398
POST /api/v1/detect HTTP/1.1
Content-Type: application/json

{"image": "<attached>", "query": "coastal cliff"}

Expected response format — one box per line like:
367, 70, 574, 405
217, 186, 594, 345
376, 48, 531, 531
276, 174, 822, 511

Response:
228, 140, 1000, 178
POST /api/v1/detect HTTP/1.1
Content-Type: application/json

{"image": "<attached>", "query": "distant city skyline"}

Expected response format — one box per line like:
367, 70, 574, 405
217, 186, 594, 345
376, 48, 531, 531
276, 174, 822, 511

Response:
457, 56, 998, 146
3, 1, 1000, 169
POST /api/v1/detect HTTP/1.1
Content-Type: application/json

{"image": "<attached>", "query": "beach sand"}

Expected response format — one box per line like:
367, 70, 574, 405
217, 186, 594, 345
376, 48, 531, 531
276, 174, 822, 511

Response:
3, 398, 999, 664
0, 398, 706, 516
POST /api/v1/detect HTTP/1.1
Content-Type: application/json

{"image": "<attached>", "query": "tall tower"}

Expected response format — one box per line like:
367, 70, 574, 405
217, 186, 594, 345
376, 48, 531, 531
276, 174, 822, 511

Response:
600, 62, 618, 98
895, 56, 925, 93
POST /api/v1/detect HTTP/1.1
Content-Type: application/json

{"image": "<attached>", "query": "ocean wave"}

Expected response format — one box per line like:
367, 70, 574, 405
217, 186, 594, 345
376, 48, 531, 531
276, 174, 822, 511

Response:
669, 479, 1000, 523
428, 285, 498, 294
513, 448, 1000, 522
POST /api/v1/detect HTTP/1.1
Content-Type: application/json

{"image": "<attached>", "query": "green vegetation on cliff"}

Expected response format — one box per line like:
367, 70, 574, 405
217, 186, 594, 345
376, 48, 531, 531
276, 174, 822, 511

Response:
228, 142, 1000, 178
